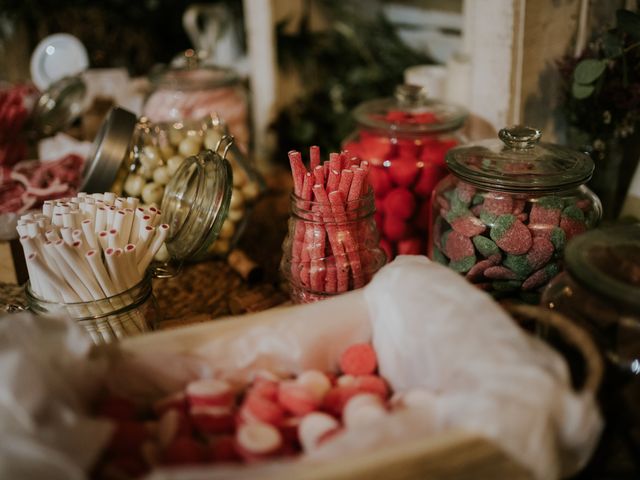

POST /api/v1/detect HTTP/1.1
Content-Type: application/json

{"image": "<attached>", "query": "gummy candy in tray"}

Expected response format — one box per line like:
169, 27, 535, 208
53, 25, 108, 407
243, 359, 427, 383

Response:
0, 258, 601, 480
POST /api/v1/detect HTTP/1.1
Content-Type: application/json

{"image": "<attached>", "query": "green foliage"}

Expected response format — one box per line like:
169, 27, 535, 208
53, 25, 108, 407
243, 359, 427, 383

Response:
271, 0, 431, 163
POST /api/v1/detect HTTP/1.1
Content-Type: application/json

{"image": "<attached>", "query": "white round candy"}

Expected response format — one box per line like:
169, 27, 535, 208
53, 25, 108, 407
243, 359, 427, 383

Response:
124, 174, 145, 197
168, 128, 184, 147
342, 394, 386, 429
227, 208, 244, 222
153, 166, 171, 185
159, 143, 174, 160
140, 146, 161, 169
142, 182, 164, 205
336, 375, 356, 388
229, 189, 244, 210
236, 423, 281, 455
166, 155, 184, 175
298, 412, 339, 453
138, 165, 154, 180
296, 370, 331, 402
242, 181, 260, 202
178, 137, 201, 157
219, 219, 235, 240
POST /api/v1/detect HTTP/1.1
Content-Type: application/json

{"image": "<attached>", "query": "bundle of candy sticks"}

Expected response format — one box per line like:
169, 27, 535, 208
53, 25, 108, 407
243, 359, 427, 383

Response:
288, 147, 370, 295
16, 192, 169, 343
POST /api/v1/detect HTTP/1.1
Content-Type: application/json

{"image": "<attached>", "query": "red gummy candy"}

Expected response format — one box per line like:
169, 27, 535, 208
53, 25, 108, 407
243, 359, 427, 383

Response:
354, 375, 389, 399
450, 215, 486, 237
396, 139, 420, 158
420, 142, 448, 167
244, 392, 285, 426
383, 215, 411, 242
397, 237, 422, 255
250, 378, 279, 402
359, 135, 391, 164
483, 194, 514, 215
369, 167, 393, 196
443, 231, 474, 261
389, 158, 420, 187
322, 386, 359, 417
560, 217, 587, 240
162, 436, 208, 465
277, 382, 318, 416
384, 187, 416, 220
466, 257, 499, 282
414, 164, 446, 198
527, 236, 554, 270
484, 266, 518, 280
494, 218, 532, 255
339, 343, 377, 376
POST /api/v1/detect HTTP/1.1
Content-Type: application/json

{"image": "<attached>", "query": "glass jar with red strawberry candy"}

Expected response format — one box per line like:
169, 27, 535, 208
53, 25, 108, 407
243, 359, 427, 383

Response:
342, 84, 467, 261
429, 125, 602, 303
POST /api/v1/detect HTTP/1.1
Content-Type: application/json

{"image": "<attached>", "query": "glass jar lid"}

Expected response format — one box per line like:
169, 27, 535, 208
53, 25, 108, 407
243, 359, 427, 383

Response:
446, 125, 594, 192
352, 84, 467, 134
564, 224, 640, 312
150, 50, 239, 91
28, 76, 87, 137
81, 106, 233, 264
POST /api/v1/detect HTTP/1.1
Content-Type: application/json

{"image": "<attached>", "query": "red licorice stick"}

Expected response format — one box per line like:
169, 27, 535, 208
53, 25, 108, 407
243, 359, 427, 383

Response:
348, 168, 366, 205
297, 173, 313, 287
327, 169, 340, 193
337, 170, 354, 200
329, 190, 364, 288
288, 150, 306, 196
309, 203, 326, 292
323, 161, 330, 180
310, 146, 321, 170
313, 165, 325, 189
329, 153, 341, 173
313, 184, 349, 292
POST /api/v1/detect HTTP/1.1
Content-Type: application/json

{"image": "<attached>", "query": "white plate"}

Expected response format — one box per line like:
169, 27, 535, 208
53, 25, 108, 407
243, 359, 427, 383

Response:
30, 33, 89, 91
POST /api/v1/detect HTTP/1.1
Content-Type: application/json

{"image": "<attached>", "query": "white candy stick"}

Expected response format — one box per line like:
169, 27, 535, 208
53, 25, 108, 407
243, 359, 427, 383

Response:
82, 220, 99, 250
85, 250, 116, 297
113, 210, 126, 242
62, 213, 73, 228
52, 213, 64, 227
136, 226, 155, 261
130, 208, 145, 245
138, 224, 169, 274
36, 217, 47, 230
16, 224, 28, 237
20, 239, 45, 299
105, 247, 127, 294
98, 230, 109, 251
85, 196, 95, 205
85, 202, 97, 223
122, 209, 134, 244
106, 207, 116, 229
26, 221, 39, 238
92, 193, 104, 202
151, 209, 162, 227
60, 227, 74, 245
77, 192, 87, 199
57, 240, 105, 299
95, 207, 107, 233
147, 207, 157, 226
108, 228, 119, 249
104, 192, 116, 206
44, 229, 60, 242
127, 197, 139, 211
115, 197, 126, 209
122, 244, 141, 288
26, 253, 65, 302
72, 230, 90, 255
50, 240, 96, 301
42, 201, 53, 218
140, 214, 152, 231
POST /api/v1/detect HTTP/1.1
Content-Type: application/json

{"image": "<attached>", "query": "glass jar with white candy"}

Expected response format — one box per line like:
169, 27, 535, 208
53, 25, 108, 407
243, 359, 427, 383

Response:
83, 108, 263, 260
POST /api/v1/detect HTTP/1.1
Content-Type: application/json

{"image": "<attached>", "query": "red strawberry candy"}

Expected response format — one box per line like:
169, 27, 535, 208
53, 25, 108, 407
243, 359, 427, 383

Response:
414, 164, 447, 198
442, 231, 474, 262
482, 193, 514, 216
384, 187, 416, 220
465, 257, 499, 282
397, 237, 422, 255
340, 343, 378, 375
359, 134, 391, 164
389, 158, 420, 187
383, 215, 411, 242
379, 238, 393, 260
559, 205, 587, 240
483, 266, 518, 280
396, 139, 420, 158
449, 213, 486, 237
489, 214, 532, 255
369, 166, 393, 197
420, 141, 448, 167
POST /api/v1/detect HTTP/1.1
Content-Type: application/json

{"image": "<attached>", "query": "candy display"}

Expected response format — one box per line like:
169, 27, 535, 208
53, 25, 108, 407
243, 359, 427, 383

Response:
430, 126, 601, 301
342, 84, 466, 261
143, 61, 249, 151
280, 147, 386, 303
0, 84, 37, 167
91, 342, 440, 476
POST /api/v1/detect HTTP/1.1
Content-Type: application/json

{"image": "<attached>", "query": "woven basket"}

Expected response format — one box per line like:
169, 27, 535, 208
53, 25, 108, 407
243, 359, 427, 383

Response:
503, 302, 604, 394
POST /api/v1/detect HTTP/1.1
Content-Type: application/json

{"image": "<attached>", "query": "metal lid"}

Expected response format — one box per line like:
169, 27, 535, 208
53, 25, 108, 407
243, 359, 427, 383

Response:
28, 76, 87, 137
161, 141, 233, 261
446, 125, 595, 193
565, 223, 640, 312
81, 107, 138, 193
150, 50, 239, 91
352, 84, 467, 134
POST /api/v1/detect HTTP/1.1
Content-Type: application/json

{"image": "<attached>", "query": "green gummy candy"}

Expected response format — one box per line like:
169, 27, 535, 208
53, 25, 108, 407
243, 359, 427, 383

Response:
562, 205, 585, 221
472, 194, 485, 206
479, 210, 498, 226
492, 280, 522, 292
550, 227, 566, 250
537, 196, 564, 210
473, 236, 500, 257
449, 255, 476, 273
433, 247, 448, 265
503, 254, 533, 277
450, 194, 470, 214
544, 262, 560, 278
440, 230, 451, 254
443, 190, 455, 202
489, 214, 517, 243
445, 207, 471, 223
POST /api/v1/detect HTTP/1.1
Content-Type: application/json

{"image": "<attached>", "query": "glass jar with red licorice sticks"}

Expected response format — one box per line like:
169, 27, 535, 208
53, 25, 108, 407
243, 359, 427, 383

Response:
281, 148, 386, 303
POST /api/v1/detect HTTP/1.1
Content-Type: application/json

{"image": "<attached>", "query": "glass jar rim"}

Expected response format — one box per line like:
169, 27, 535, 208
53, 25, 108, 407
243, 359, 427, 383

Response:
149, 64, 240, 91
26, 273, 153, 319
289, 188, 375, 221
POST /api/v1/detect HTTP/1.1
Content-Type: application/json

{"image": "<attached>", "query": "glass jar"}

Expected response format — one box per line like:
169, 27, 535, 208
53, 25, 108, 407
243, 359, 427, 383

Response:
542, 224, 640, 376
26, 274, 158, 345
81, 107, 261, 259
429, 126, 602, 302
143, 53, 249, 153
26, 146, 233, 343
342, 84, 467, 261
280, 189, 386, 304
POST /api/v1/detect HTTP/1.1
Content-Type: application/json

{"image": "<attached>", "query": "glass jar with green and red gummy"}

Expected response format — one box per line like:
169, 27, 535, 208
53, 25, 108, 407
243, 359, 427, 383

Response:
342, 84, 467, 260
